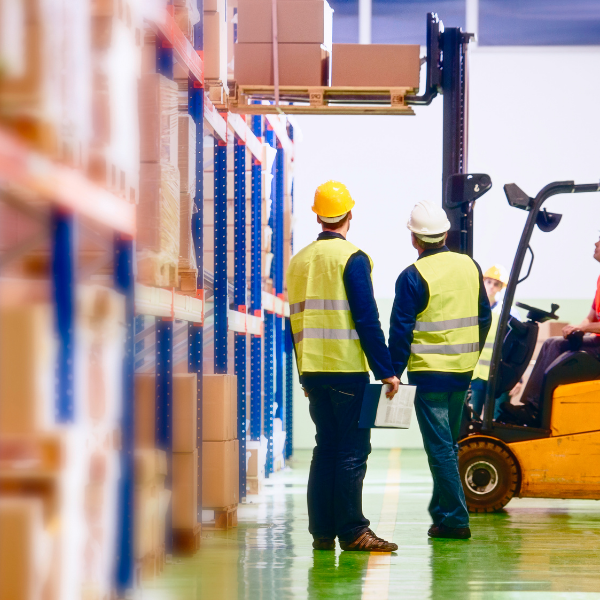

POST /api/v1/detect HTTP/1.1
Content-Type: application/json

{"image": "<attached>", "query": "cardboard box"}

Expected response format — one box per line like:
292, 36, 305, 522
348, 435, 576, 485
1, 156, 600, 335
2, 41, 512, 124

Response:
202, 440, 239, 508
135, 449, 167, 485
173, 450, 198, 529
135, 373, 155, 449
139, 74, 179, 166
138, 162, 181, 256
237, 0, 333, 49
0, 498, 48, 600
538, 321, 569, 341
203, 374, 238, 441
135, 483, 158, 559
204, 11, 228, 82
0, 304, 54, 435
331, 44, 421, 88
173, 373, 198, 453
234, 43, 330, 86
179, 192, 197, 272
178, 114, 196, 195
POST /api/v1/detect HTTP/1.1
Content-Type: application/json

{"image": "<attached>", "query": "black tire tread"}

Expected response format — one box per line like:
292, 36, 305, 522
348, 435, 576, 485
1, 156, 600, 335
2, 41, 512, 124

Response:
458, 439, 520, 513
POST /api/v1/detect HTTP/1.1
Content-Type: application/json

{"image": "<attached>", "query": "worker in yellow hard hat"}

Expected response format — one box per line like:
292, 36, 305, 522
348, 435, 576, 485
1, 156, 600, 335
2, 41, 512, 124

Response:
470, 265, 521, 419
287, 180, 400, 553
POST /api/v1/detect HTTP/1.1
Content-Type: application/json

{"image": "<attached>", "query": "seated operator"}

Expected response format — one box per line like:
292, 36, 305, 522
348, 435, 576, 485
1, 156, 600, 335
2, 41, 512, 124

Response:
470, 265, 522, 420
500, 236, 600, 425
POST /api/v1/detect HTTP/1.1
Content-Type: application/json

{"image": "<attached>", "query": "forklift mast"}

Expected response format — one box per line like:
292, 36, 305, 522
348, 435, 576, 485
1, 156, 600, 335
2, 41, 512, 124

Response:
408, 14, 485, 256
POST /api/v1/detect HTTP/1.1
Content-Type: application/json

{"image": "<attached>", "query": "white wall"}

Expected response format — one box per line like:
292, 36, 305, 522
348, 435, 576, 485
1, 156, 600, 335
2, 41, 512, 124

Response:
291, 46, 600, 450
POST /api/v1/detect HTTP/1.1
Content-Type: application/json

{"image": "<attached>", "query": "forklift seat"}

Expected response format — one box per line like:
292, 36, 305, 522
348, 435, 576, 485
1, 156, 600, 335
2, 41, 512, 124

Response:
495, 317, 539, 397
539, 350, 600, 431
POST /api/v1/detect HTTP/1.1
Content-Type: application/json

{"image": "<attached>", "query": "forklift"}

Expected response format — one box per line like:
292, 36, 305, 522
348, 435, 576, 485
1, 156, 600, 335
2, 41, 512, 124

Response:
457, 180, 600, 512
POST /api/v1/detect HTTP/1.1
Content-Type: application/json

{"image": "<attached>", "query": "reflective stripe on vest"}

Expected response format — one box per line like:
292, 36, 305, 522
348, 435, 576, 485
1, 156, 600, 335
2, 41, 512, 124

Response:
473, 308, 500, 380
286, 238, 371, 375
408, 251, 480, 373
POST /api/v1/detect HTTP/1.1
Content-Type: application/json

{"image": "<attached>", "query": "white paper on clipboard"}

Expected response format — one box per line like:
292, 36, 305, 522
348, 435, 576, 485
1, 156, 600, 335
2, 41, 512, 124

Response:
374, 384, 416, 428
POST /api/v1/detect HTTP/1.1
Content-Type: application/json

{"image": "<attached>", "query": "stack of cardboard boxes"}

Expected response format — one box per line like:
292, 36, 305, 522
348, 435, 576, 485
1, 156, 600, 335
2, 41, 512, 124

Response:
172, 374, 201, 552
202, 375, 240, 521
177, 114, 198, 291
138, 73, 181, 287
174, 0, 201, 44
134, 374, 170, 577
235, 0, 333, 86
90, 0, 143, 202
204, 0, 229, 102
0, 283, 128, 599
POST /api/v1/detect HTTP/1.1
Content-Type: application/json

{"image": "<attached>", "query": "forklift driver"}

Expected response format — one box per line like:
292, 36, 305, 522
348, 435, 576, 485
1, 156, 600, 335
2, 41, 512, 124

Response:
500, 236, 600, 426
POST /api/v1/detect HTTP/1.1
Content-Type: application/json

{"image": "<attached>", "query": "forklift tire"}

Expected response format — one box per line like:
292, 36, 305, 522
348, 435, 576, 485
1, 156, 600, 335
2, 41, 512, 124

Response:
458, 439, 521, 513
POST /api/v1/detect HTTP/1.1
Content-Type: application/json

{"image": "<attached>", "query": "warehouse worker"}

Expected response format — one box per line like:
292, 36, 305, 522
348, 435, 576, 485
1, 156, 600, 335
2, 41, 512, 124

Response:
470, 265, 521, 420
287, 181, 400, 553
389, 201, 491, 540
502, 235, 600, 426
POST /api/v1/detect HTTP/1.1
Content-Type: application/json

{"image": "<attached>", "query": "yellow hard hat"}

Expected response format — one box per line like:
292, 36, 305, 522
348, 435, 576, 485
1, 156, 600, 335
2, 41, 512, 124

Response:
312, 181, 355, 220
484, 264, 509, 287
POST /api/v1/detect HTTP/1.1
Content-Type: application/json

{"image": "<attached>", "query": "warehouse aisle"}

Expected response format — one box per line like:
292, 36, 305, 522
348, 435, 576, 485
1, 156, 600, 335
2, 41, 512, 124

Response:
143, 450, 600, 600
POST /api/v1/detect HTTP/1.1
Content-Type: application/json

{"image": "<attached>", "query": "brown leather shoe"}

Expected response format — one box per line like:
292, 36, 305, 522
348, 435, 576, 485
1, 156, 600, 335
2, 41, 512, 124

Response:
312, 537, 336, 550
340, 529, 398, 552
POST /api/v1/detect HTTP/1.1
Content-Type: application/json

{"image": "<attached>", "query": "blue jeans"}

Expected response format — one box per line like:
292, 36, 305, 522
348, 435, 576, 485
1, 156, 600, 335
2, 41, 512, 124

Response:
470, 378, 507, 420
306, 381, 371, 542
414, 389, 470, 529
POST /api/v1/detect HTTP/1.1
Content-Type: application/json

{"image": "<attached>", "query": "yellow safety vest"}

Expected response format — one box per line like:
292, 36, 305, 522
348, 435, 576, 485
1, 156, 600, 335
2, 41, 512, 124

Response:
473, 307, 500, 380
408, 251, 480, 373
287, 238, 370, 375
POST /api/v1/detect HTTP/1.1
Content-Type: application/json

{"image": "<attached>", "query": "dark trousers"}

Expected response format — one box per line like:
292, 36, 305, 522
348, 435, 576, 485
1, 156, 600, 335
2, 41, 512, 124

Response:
522, 335, 600, 407
306, 381, 371, 542
414, 390, 470, 529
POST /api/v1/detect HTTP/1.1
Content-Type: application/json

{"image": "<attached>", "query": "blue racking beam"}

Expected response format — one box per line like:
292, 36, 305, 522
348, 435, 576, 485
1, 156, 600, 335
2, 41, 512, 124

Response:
214, 138, 228, 373
234, 137, 247, 499
156, 317, 174, 552
113, 233, 136, 593
51, 209, 75, 423
188, 41, 204, 521
250, 116, 263, 442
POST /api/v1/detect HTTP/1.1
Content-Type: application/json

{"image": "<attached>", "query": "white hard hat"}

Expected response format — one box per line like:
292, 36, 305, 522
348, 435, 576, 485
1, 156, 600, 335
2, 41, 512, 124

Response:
407, 200, 451, 242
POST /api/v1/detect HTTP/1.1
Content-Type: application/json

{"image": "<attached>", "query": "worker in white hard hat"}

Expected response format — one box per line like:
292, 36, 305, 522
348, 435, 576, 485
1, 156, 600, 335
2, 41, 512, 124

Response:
470, 265, 522, 419
389, 200, 492, 540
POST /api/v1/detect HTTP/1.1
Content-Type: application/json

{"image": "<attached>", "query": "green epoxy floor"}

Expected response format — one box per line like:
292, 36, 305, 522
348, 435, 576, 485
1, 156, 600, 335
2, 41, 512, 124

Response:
141, 449, 600, 599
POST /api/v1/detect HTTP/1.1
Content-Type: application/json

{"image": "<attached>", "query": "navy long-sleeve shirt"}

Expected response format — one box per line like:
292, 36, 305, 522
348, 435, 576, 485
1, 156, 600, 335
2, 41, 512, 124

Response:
300, 232, 395, 387
389, 246, 492, 393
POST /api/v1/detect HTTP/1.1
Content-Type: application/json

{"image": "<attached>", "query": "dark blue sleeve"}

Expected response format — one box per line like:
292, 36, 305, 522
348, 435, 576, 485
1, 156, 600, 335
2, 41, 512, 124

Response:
389, 266, 429, 377
343, 251, 395, 381
474, 260, 492, 353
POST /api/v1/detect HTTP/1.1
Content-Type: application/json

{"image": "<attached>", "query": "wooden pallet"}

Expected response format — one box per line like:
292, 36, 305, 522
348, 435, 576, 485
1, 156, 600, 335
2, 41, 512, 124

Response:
204, 504, 238, 531
230, 85, 416, 116
173, 523, 202, 556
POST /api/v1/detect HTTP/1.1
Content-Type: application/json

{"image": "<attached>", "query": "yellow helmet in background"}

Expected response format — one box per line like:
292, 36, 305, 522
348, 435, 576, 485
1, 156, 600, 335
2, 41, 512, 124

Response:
312, 181, 355, 222
484, 264, 509, 287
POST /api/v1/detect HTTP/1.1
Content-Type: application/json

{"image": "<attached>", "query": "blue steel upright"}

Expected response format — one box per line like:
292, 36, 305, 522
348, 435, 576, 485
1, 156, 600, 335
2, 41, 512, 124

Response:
155, 317, 174, 552
264, 310, 274, 475
51, 209, 75, 423
214, 138, 228, 374
187, 49, 204, 520
285, 127, 294, 459
234, 137, 247, 498
274, 145, 285, 445
250, 115, 263, 442
113, 233, 135, 594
